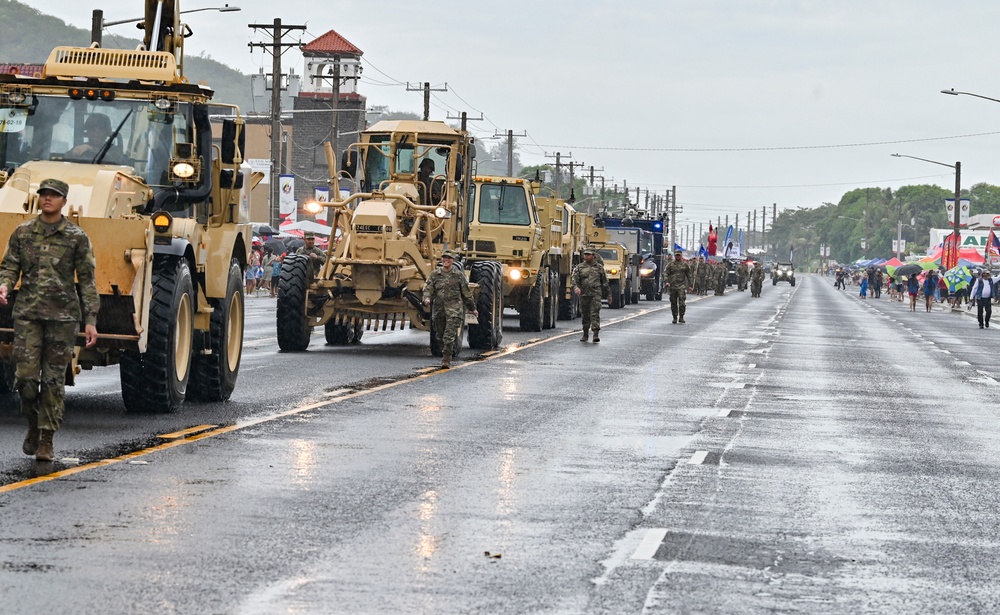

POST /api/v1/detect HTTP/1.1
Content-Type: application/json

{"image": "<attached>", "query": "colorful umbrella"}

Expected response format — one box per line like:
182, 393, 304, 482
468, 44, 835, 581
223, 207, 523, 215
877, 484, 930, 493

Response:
944, 265, 973, 291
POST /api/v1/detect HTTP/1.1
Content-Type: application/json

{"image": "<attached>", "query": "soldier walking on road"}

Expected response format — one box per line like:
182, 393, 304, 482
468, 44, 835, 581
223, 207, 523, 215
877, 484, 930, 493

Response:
664, 249, 693, 324
737, 260, 749, 291
750, 262, 765, 297
423, 251, 477, 368
0, 179, 99, 462
573, 248, 611, 342
715, 261, 727, 296
296, 231, 326, 278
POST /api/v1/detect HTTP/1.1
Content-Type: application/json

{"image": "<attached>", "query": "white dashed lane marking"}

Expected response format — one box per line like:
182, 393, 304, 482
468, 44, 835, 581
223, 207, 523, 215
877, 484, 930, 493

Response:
688, 450, 709, 465
630, 528, 668, 560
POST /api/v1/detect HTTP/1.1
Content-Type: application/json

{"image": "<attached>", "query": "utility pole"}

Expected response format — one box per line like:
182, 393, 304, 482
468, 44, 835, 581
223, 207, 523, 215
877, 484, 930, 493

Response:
406, 82, 448, 121
249, 19, 306, 228
670, 185, 679, 255
310, 55, 361, 193
91, 10, 103, 45
494, 130, 526, 176
545, 151, 571, 196
446, 112, 483, 133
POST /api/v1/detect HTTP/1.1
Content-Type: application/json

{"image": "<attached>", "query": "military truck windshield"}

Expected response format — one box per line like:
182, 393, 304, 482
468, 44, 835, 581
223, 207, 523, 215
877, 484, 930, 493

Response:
597, 249, 618, 261
0, 95, 191, 188
639, 231, 654, 255
477, 183, 530, 225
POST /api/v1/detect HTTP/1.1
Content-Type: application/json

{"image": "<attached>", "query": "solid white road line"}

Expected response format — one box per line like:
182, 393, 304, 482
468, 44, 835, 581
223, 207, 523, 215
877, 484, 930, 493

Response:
630, 528, 668, 560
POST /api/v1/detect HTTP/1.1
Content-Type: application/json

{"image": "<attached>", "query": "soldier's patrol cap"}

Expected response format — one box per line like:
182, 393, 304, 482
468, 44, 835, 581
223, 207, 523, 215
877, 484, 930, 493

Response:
674, 249, 683, 255
582, 248, 595, 254
37, 178, 68, 197
441, 250, 457, 259
303, 231, 316, 239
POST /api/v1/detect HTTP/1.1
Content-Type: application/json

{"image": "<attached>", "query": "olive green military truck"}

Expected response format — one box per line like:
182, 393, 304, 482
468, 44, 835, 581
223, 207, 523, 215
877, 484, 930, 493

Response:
0, 0, 253, 413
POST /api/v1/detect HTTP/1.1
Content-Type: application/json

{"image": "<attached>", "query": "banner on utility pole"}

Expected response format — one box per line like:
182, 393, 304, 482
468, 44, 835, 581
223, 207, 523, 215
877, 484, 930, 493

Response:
945, 198, 970, 226
279, 174, 296, 223
892, 239, 906, 253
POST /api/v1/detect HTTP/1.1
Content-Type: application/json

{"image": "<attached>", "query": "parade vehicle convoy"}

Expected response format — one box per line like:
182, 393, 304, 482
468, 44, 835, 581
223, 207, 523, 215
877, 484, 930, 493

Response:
773, 262, 796, 286
0, 0, 253, 412
465, 175, 560, 332
277, 119, 504, 356
592, 242, 634, 309
594, 208, 667, 301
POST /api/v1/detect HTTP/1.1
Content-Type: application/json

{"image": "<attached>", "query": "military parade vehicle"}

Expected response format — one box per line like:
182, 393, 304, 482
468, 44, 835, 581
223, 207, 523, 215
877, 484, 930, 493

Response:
772, 262, 796, 286
594, 208, 667, 301
587, 222, 637, 309
466, 175, 560, 331
278, 120, 504, 357
0, 0, 253, 412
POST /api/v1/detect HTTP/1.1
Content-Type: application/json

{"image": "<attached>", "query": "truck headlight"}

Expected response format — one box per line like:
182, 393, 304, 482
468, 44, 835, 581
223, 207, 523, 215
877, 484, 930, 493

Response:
509, 269, 522, 280
303, 200, 324, 215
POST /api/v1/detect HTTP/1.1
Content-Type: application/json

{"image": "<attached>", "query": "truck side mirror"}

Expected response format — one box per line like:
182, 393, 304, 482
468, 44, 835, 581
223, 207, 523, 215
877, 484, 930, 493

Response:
221, 119, 245, 165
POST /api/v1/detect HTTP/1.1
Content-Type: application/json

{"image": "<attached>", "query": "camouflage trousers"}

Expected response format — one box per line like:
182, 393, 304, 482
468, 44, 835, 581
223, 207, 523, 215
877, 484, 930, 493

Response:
432, 307, 464, 355
14, 319, 78, 432
751, 279, 763, 297
669, 288, 687, 319
580, 294, 602, 331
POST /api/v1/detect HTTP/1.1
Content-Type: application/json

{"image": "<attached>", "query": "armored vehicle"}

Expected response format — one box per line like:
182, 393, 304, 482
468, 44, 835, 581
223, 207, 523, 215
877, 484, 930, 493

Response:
277, 120, 503, 356
0, 0, 252, 412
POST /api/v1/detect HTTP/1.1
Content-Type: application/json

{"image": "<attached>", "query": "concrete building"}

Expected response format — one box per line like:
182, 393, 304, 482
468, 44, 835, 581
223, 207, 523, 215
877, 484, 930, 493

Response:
289, 30, 367, 207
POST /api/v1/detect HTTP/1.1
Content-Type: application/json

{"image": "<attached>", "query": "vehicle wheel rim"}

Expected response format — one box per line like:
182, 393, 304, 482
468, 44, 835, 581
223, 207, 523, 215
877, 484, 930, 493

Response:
226, 291, 243, 372
174, 292, 192, 381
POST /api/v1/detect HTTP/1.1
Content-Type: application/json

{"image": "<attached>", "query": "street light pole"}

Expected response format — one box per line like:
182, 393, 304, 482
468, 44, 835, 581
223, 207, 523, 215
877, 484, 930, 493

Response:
891, 153, 961, 269
92, 5, 241, 46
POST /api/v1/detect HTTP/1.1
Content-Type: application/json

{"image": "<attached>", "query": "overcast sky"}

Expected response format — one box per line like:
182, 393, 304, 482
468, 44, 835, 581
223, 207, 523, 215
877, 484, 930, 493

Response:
20, 0, 1000, 230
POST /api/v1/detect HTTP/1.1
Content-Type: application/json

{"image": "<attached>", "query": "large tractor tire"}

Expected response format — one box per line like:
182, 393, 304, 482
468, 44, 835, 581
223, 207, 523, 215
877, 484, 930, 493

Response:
276, 254, 311, 352
325, 321, 356, 345
188, 259, 244, 402
542, 269, 559, 329
120, 257, 195, 413
609, 280, 623, 309
557, 274, 575, 321
519, 277, 544, 332
468, 261, 502, 349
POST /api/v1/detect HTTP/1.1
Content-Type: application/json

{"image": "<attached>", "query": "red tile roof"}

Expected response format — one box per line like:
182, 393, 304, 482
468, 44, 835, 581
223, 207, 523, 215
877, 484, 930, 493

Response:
302, 30, 363, 57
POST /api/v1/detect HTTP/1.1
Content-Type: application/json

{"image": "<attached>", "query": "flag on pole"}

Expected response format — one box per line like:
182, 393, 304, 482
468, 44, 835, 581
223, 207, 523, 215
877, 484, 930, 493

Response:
987, 228, 1000, 259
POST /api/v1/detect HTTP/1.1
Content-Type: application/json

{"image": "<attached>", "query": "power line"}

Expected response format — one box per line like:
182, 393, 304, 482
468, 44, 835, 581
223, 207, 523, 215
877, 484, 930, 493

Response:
631, 173, 951, 190
531, 130, 1000, 153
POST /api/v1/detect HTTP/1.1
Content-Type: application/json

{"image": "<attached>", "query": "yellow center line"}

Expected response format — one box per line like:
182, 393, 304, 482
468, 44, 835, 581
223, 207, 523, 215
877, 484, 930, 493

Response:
157, 424, 218, 440
0, 301, 676, 495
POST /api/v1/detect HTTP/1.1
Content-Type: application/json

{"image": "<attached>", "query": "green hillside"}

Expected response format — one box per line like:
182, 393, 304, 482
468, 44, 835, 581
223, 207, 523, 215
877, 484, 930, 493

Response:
0, 0, 252, 109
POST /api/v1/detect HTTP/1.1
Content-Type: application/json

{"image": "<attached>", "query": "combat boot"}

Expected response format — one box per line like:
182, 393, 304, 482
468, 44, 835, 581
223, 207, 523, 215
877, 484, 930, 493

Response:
580, 328, 589, 342
35, 429, 54, 462
441, 351, 452, 369
592, 329, 600, 343
679, 313, 686, 323
22, 424, 39, 456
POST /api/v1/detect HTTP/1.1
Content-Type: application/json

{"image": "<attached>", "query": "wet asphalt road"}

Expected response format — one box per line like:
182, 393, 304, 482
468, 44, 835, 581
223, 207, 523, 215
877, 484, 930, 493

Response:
1, 278, 1000, 613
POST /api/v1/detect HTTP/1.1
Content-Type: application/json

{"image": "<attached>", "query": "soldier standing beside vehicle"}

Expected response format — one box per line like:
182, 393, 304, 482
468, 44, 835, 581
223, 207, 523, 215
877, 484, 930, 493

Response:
573, 248, 611, 343
0, 179, 99, 462
664, 249, 693, 324
423, 251, 477, 368
296, 231, 326, 278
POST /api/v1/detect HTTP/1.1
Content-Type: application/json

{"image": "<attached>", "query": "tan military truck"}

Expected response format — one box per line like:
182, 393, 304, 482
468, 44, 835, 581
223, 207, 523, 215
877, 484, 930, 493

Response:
465, 175, 560, 331
591, 242, 633, 309
533, 195, 591, 321
277, 120, 503, 357
0, 0, 252, 413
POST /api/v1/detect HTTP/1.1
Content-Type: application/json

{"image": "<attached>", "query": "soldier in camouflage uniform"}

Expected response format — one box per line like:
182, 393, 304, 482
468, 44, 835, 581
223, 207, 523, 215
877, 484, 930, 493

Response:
664, 249, 694, 323
696, 256, 709, 295
715, 260, 727, 296
423, 250, 477, 368
296, 231, 327, 278
750, 262, 765, 297
572, 248, 611, 342
737, 260, 749, 292
0, 179, 99, 461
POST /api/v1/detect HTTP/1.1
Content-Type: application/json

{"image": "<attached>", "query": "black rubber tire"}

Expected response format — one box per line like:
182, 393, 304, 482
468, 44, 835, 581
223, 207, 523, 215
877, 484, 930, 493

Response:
542, 269, 559, 329
791, 278, 796, 287
325, 320, 356, 345
645, 291, 656, 301
468, 260, 502, 349
188, 259, 244, 402
609, 280, 622, 309
519, 277, 544, 332
120, 257, 194, 413
773, 278, 778, 286
655, 291, 663, 301
276, 254, 311, 352
557, 273, 574, 320
630, 288, 640, 304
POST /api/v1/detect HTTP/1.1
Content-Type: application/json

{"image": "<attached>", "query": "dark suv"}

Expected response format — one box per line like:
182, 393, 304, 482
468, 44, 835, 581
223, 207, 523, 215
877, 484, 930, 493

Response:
772, 262, 795, 286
